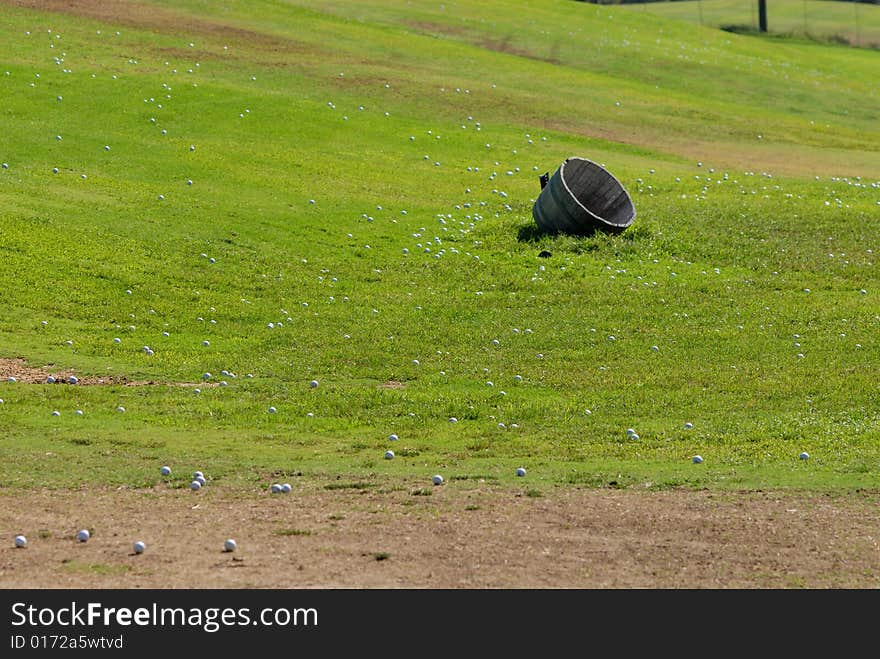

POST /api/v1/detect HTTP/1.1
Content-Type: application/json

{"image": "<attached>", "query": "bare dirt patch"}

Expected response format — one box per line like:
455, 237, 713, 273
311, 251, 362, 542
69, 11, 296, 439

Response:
1, 483, 878, 588
6, 0, 311, 54
379, 380, 405, 390
0, 358, 212, 387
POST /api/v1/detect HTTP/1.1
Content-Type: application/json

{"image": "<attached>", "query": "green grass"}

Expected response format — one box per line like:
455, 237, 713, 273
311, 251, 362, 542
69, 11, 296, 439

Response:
0, 0, 877, 494
624, 0, 880, 48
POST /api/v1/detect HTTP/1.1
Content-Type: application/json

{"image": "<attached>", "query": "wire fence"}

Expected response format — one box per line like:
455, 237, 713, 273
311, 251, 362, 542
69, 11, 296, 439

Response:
611, 0, 880, 48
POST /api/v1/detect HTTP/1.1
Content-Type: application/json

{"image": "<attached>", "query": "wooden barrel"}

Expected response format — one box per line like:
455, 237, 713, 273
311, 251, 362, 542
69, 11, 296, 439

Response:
532, 157, 635, 235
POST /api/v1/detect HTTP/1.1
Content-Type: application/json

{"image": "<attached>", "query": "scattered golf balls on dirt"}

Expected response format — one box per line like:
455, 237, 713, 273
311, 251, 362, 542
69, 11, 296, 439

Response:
133, 541, 146, 554
76, 529, 90, 543
224, 539, 237, 552
14, 535, 27, 548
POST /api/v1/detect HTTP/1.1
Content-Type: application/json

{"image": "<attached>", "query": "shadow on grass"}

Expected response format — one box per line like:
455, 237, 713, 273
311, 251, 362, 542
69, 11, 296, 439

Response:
516, 223, 599, 243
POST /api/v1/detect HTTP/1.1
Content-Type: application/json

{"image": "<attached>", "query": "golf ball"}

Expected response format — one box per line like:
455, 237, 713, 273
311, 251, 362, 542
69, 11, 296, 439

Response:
271, 483, 282, 494
195, 475, 206, 486
388, 434, 399, 441
133, 541, 146, 554
281, 483, 292, 493
432, 474, 444, 485
224, 539, 237, 552
160, 466, 171, 476
692, 455, 703, 464
14, 535, 27, 548
68, 375, 78, 384
799, 451, 810, 460
76, 529, 90, 543
190, 480, 202, 490
268, 406, 277, 414
684, 422, 694, 430
385, 450, 394, 459
516, 467, 526, 477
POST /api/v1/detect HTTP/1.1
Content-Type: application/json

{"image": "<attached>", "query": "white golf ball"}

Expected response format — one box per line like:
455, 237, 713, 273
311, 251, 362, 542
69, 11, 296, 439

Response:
432, 474, 444, 485
224, 539, 237, 552
513, 375, 523, 383
75, 410, 83, 416
692, 455, 703, 464
160, 466, 171, 476
116, 406, 125, 413
14, 535, 27, 548
52, 410, 61, 417
190, 480, 202, 490
193, 471, 204, 479
516, 467, 526, 477
448, 417, 458, 423
684, 422, 694, 430
268, 406, 277, 414
281, 483, 292, 493
309, 380, 319, 388
195, 475, 206, 486
76, 529, 90, 543
133, 541, 146, 554
68, 375, 78, 384
385, 450, 394, 459
799, 451, 810, 460
46, 376, 56, 384
388, 433, 399, 441
626, 428, 637, 437
271, 483, 282, 494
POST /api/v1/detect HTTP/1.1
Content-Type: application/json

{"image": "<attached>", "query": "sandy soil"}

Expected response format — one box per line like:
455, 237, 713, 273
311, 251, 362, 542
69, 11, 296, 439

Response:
2, 482, 879, 589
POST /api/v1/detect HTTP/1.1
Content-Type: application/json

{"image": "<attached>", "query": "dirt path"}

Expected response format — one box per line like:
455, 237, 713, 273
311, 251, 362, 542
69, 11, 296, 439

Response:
2, 483, 878, 588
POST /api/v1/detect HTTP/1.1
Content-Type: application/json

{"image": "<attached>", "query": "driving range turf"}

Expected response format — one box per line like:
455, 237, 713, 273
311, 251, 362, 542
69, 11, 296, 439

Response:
0, 0, 878, 587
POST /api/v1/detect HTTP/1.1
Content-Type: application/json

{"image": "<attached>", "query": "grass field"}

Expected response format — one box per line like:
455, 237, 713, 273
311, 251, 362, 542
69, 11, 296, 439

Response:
0, 0, 878, 527
626, 0, 880, 48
